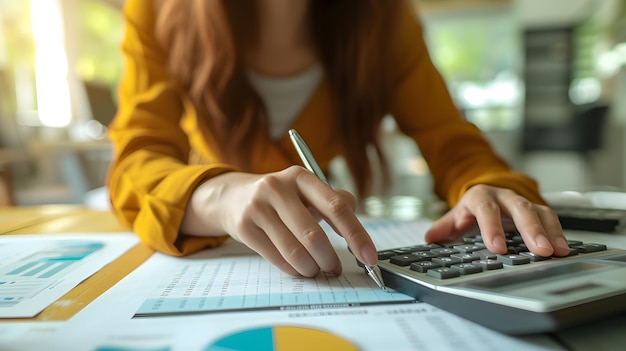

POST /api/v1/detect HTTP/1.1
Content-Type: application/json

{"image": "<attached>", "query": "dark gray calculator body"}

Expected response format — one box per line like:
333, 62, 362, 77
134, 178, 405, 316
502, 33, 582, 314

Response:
377, 234, 626, 334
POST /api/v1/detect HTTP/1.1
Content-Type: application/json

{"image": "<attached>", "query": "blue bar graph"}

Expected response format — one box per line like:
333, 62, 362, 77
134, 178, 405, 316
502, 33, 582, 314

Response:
4, 242, 104, 279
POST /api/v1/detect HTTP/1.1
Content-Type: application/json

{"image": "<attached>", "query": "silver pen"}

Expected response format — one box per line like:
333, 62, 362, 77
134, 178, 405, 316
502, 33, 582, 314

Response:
288, 129, 387, 292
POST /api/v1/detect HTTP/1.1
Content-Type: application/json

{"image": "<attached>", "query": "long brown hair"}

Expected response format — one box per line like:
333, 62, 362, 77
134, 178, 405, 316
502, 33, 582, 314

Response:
155, 0, 399, 197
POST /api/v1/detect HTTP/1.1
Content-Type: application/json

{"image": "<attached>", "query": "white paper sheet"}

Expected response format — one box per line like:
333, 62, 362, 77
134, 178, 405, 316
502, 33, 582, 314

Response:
0, 322, 63, 351
33, 218, 567, 350
0, 233, 138, 318
43, 304, 565, 351
71, 235, 415, 321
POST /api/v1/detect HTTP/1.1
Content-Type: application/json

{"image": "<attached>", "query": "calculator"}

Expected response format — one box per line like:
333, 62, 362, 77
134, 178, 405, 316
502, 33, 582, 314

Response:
376, 232, 626, 335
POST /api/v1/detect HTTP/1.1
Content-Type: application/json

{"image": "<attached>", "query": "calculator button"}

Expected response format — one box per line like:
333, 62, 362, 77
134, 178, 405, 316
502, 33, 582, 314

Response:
463, 237, 477, 244
410, 251, 438, 260
451, 263, 483, 275
378, 251, 396, 260
567, 240, 584, 247
520, 252, 551, 262
410, 244, 443, 252
426, 267, 461, 279
432, 257, 463, 267
504, 231, 518, 238
517, 243, 529, 252
410, 261, 442, 273
452, 244, 483, 253
430, 248, 460, 257
473, 259, 504, 270
450, 253, 481, 263
392, 247, 418, 254
507, 246, 520, 254
389, 255, 424, 266
511, 235, 524, 244
497, 254, 531, 266
507, 244, 530, 255
574, 243, 607, 253
475, 249, 497, 260
565, 247, 580, 256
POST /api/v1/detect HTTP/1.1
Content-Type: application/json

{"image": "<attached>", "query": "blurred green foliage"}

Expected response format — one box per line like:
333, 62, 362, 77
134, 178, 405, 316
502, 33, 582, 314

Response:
76, 0, 122, 89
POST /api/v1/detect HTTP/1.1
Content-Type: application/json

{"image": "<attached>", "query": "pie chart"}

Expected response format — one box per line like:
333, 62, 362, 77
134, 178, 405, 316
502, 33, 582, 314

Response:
204, 325, 359, 351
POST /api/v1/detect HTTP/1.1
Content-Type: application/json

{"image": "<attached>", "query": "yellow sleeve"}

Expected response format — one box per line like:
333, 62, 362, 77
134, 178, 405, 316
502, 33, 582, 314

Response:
388, 2, 545, 206
107, 0, 233, 256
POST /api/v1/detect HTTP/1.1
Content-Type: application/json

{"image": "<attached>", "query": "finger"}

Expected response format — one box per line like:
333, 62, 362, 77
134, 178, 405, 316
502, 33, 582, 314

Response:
425, 206, 478, 243
235, 221, 301, 276
294, 170, 377, 266
255, 207, 336, 277
497, 192, 556, 257
469, 196, 508, 254
535, 205, 570, 256
320, 189, 357, 236
424, 210, 457, 243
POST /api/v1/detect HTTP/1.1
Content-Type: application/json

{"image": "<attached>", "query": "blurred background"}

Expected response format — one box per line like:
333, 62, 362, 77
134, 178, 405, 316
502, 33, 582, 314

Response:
0, 0, 625, 210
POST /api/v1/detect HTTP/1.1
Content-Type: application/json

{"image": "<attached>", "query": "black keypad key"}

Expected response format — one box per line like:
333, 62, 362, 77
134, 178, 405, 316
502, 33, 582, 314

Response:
574, 243, 607, 253
427, 267, 461, 279
432, 256, 463, 267
497, 254, 531, 266
378, 250, 396, 260
452, 244, 483, 253
392, 247, 418, 254
473, 259, 503, 270
410, 243, 443, 251
450, 253, 481, 263
565, 247, 580, 256
475, 249, 497, 260
520, 252, 551, 262
567, 240, 584, 247
410, 261, 442, 273
390, 254, 424, 266
451, 263, 483, 275
410, 251, 438, 260
430, 248, 460, 257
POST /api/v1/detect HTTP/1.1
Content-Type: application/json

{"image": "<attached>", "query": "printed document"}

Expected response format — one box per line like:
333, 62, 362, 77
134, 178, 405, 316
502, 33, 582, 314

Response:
0, 233, 138, 318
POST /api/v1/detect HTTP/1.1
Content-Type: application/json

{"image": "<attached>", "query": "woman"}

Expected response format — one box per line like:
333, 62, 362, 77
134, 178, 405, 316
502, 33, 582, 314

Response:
107, 0, 569, 278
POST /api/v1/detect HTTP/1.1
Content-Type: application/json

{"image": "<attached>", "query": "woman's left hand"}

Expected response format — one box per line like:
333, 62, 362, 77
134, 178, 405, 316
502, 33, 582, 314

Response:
424, 184, 570, 257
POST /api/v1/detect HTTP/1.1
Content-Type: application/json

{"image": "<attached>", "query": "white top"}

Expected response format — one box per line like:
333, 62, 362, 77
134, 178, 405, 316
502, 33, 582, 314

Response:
248, 63, 323, 140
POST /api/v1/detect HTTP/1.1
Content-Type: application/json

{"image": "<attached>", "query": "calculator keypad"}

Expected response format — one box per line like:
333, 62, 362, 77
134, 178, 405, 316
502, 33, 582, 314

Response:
380, 233, 608, 280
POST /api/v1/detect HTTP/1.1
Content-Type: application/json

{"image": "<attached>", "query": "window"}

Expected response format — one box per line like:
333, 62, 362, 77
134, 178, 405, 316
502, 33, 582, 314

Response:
417, 3, 523, 131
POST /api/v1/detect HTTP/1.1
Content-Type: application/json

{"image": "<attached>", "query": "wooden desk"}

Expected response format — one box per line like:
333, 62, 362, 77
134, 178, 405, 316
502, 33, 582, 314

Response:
0, 205, 154, 321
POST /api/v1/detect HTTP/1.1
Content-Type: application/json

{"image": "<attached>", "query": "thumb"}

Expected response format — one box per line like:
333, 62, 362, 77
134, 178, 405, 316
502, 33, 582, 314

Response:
424, 211, 456, 243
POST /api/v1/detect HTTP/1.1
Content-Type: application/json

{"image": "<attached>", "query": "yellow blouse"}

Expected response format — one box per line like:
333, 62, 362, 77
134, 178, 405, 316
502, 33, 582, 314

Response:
107, 0, 544, 256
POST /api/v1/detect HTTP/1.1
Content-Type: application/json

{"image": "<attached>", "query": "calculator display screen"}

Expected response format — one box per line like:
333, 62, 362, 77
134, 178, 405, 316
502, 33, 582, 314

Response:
460, 262, 607, 290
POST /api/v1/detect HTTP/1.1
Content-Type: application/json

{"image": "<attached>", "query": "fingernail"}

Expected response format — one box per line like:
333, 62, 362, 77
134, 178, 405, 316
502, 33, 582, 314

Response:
491, 236, 506, 252
555, 237, 570, 251
361, 246, 378, 266
535, 235, 552, 250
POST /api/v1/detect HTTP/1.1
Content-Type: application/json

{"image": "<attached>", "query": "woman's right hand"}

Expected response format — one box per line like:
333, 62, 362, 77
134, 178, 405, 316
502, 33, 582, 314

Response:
180, 166, 378, 277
